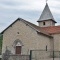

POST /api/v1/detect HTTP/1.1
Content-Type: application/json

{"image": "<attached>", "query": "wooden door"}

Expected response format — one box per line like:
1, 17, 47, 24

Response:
16, 46, 21, 54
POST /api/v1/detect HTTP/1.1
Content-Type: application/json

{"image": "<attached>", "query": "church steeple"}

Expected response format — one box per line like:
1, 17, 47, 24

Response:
37, 3, 57, 27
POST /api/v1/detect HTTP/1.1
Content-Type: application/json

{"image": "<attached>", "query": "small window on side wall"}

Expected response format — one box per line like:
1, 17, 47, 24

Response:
46, 45, 47, 51
43, 22, 45, 25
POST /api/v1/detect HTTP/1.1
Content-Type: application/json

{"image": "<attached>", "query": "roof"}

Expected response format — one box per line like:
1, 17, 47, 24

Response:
1, 17, 60, 37
21, 19, 60, 35
40, 26, 60, 34
37, 3, 56, 23
0, 18, 52, 38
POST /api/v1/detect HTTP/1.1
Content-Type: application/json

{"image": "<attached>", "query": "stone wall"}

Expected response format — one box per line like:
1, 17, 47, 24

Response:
53, 34, 60, 51
2, 20, 53, 55
3, 55, 29, 60
38, 20, 55, 27
31, 50, 60, 60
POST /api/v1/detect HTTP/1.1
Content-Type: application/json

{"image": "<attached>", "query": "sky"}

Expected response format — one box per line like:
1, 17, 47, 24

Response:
0, 0, 60, 32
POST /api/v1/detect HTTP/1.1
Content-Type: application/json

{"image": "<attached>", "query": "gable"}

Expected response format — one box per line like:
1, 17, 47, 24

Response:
2, 20, 37, 35
3, 20, 36, 35
1, 18, 38, 34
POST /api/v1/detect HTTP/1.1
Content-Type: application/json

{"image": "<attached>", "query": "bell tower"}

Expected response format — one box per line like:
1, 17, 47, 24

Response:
37, 3, 57, 27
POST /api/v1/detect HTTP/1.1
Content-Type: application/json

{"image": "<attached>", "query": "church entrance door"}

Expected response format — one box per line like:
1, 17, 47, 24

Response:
16, 46, 21, 54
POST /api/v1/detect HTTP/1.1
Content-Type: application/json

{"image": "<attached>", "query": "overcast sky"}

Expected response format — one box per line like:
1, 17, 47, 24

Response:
0, 0, 60, 32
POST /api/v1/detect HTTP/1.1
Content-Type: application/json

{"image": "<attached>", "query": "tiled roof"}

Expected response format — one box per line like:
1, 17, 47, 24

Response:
24, 19, 60, 35
40, 26, 60, 34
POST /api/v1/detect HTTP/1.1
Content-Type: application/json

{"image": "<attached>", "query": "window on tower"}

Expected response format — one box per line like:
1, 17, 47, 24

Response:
43, 22, 45, 25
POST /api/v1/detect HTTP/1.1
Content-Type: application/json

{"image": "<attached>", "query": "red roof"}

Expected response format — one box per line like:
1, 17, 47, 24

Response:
22, 20, 60, 35
40, 26, 60, 34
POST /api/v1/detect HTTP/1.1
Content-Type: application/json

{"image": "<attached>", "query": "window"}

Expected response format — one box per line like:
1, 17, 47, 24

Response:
46, 45, 47, 51
43, 22, 45, 25
17, 32, 19, 34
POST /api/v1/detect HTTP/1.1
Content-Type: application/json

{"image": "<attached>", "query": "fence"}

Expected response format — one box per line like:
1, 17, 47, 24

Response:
30, 50, 60, 60
2, 47, 30, 60
8, 55, 29, 60
2, 50, 60, 60
2, 54, 30, 60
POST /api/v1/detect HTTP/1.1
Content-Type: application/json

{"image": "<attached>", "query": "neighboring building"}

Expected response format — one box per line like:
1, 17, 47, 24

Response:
1, 3, 60, 58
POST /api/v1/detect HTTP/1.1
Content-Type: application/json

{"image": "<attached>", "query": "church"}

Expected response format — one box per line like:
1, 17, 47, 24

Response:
1, 3, 60, 60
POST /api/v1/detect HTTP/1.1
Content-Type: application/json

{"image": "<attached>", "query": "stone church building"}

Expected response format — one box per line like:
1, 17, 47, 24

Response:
1, 3, 60, 59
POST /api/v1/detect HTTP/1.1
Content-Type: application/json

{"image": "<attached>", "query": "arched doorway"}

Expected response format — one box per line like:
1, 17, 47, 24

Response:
13, 39, 23, 54
16, 42, 22, 54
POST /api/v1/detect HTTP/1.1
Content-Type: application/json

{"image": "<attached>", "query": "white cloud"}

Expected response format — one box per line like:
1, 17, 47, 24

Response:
0, 0, 43, 11
0, 0, 60, 32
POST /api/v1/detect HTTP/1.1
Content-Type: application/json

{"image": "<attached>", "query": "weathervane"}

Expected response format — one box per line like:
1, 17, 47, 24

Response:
46, 0, 48, 3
